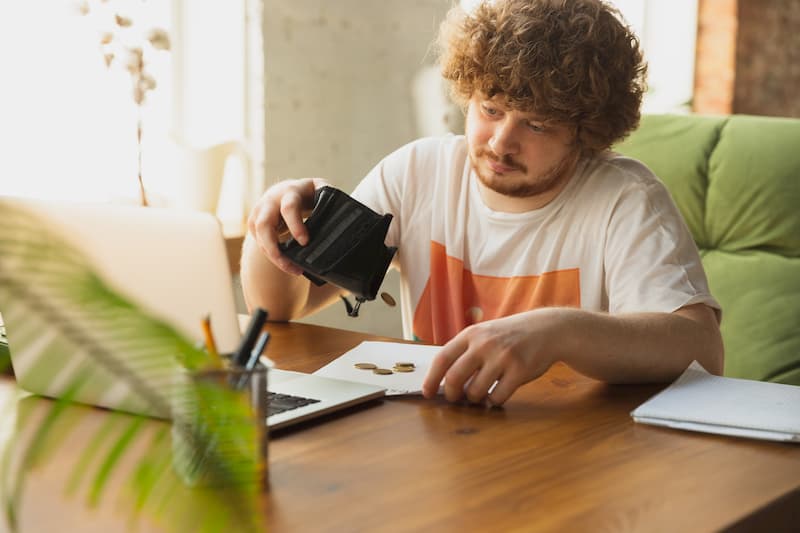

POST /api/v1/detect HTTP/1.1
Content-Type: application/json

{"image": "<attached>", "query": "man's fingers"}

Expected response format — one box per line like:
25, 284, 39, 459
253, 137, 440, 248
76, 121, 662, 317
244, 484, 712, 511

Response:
465, 363, 503, 404
252, 205, 302, 276
422, 335, 469, 398
487, 375, 520, 406
441, 352, 483, 402
280, 192, 309, 246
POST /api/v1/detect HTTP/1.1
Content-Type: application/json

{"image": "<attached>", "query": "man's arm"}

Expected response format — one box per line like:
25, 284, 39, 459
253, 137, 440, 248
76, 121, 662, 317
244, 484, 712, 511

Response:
240, 177, 343, 320
422, 303, 723, 405
555, 303, 722, 382
240, 234, 343, 319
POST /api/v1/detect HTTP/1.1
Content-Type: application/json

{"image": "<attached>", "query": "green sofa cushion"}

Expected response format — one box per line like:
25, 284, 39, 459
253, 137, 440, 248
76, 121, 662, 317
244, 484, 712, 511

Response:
703, 250, 800, 384
614, 114, 723, 248
707, 115, 800, 256
615, 114, 800, 385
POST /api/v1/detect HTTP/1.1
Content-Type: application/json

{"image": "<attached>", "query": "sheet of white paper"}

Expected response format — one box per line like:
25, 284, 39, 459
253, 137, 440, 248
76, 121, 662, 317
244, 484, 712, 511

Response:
312, 341, 440, 396
631, 361, 800, 443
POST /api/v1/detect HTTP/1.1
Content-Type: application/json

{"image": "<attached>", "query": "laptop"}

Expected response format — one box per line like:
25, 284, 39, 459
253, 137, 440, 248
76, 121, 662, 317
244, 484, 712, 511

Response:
1, 197, 385, 430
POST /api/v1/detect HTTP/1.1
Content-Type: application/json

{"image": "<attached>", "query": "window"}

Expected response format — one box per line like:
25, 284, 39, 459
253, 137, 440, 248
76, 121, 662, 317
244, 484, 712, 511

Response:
0, 0, 263, 225
0, 1, 173, 202
611, 0, 699, 113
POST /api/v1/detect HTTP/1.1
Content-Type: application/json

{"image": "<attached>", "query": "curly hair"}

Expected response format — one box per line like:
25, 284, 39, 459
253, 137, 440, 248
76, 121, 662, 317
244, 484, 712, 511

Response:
438, 0, 647, 155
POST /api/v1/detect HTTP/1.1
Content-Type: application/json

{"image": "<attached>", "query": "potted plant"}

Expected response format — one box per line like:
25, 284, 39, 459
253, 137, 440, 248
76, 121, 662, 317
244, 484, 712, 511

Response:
0, 200, 266, 532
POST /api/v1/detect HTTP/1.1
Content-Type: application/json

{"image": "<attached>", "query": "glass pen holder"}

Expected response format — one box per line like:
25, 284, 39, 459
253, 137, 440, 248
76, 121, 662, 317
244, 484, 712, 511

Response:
170, 360, 268, 489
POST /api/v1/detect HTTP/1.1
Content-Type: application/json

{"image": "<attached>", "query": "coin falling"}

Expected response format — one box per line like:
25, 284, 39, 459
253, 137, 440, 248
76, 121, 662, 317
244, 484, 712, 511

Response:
380, 292, 397, 307
394, 362, 415, 368
354, 362, 377, 370
392, 366, 414, 373
373, 368, 394, 375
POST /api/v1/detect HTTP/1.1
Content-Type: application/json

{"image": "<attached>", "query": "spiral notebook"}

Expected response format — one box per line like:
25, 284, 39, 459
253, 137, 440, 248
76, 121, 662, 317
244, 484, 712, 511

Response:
631, 362, 800, 443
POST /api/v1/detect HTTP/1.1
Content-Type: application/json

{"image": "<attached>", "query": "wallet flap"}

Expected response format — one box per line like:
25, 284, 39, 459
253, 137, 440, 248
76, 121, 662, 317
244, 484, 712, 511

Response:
279, 186, 396, 302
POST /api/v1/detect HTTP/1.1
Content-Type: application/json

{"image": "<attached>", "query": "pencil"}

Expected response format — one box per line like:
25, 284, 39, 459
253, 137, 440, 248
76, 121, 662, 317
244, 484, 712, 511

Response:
201, 313, 223, 369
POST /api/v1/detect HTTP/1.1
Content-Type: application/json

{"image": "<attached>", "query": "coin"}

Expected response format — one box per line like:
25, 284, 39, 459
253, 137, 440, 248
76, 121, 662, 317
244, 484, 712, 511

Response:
394, 362, 415, 368
354, 362, 377, 370
373, 368, 394, 375
392, 366, 414, 373
380, 292, 397, 307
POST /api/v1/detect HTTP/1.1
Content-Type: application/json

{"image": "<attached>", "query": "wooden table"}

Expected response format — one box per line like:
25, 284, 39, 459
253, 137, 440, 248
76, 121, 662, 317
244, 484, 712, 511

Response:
2, 322, 799, 532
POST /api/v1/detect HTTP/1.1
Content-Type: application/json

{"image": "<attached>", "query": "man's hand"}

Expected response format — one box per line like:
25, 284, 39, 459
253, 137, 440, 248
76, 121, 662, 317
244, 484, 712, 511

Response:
421, 310, 557, 406
242, 177, 345, 320
420, 304, 723, 406
247, 177, 330, 276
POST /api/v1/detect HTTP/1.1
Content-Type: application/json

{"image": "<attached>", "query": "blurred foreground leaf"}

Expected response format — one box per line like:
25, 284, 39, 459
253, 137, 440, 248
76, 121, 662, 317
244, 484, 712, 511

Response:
0, 200, 265, 532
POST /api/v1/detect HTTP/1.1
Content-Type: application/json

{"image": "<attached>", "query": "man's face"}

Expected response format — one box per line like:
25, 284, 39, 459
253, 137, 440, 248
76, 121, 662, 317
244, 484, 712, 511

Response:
465, 94, 578, 202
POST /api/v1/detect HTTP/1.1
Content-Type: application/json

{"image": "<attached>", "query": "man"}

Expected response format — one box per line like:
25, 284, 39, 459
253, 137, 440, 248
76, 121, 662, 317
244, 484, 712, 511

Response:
241, 0, 723, 406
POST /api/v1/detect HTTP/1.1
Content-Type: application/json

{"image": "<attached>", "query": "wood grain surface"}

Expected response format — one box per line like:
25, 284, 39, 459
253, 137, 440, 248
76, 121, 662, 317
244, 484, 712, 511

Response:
260, 323, 800, 533
1, 322, 798, 533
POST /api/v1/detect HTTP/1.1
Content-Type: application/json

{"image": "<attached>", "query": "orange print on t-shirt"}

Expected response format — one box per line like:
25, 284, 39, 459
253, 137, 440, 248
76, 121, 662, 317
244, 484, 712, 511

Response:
412, 241, 580, 344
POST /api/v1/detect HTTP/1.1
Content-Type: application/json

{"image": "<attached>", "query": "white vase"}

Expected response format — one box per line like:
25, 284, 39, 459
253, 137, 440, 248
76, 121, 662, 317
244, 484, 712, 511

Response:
172, 140, 248, 215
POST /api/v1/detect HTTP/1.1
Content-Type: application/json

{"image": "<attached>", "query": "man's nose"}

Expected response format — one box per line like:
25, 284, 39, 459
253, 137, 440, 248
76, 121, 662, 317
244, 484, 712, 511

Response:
488, 120, 520, 156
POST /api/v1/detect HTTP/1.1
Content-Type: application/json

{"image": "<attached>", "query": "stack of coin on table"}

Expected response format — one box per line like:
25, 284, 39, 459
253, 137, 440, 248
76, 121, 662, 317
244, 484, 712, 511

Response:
354, 361, 416, 375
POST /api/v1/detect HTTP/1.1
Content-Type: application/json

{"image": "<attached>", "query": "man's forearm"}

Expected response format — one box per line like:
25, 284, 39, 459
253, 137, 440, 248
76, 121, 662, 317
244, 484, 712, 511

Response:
547, 304, 724, 383
240, 235, 312, 320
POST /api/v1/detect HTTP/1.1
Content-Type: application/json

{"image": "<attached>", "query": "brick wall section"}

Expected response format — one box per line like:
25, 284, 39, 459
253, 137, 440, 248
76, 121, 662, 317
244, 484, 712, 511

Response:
734, 0, 800, 117
693, 0, 737, 115
694, 0, 800, 118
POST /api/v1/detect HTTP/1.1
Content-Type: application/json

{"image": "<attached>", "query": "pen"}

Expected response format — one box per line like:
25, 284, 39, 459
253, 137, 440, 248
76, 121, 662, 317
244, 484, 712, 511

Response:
201, 313, 223, 369
248, 331, 271, 369
232, 307, 268, 367
235, 331, 270, 390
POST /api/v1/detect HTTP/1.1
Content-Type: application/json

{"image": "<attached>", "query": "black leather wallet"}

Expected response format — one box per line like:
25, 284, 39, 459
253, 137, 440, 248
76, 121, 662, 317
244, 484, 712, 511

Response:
279, 186, 397, 316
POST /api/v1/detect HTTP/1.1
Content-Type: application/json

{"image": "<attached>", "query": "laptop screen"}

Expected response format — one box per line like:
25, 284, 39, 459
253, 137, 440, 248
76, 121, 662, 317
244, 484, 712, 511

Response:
1, 197, 242, 417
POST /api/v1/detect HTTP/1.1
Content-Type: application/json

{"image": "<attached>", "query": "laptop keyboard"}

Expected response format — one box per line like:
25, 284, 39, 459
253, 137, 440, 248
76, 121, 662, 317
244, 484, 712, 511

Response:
267, 392, 321, 417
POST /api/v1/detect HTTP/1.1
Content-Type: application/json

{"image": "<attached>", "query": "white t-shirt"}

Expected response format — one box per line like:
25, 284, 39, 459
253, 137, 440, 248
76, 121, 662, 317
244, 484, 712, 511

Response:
352, 135, 720, 344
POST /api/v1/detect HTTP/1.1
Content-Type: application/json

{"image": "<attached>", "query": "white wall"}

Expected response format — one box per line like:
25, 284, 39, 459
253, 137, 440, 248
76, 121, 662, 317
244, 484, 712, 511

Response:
261, 1, 452, 338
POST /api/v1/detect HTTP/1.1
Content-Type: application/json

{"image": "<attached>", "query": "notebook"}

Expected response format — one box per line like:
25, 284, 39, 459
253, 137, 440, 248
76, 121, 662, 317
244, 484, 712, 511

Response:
631, 361, 800, 443
1, 197, 385, 430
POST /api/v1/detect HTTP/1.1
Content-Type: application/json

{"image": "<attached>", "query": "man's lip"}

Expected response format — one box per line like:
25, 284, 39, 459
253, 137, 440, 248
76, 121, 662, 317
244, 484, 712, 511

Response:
487, 159, 515, 173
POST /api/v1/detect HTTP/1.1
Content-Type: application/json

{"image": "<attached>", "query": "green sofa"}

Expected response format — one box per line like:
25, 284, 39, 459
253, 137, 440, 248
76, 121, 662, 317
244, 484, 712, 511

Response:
615, 114, 800, 385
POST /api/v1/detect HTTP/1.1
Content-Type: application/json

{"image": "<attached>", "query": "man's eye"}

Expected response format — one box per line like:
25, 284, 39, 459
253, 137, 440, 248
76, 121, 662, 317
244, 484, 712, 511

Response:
527, 122, 546, 133
482, 105, 499, 116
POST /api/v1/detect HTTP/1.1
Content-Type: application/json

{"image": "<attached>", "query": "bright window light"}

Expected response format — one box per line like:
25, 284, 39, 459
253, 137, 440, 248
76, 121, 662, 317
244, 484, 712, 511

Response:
611, 0, 698, 113
0, 1, 173, 203
0, 0, 252, 210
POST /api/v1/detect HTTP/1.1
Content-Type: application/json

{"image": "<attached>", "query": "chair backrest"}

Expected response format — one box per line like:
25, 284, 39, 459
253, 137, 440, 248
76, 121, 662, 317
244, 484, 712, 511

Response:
615, 114, 800, 385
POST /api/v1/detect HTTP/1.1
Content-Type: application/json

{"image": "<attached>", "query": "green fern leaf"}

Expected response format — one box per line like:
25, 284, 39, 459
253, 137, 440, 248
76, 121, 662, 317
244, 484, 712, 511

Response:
0, 200, 264, 532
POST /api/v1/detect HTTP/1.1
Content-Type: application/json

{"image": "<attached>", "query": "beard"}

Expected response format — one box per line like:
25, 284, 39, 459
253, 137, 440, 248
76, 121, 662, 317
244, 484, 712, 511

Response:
471, 147, 579, 198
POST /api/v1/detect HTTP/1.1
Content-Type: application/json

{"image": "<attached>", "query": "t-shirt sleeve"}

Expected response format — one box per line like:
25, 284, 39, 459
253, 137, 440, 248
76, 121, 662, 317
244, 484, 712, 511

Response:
350, 144, 410, 250
603, 174, 721, 319
351, 137, 446, 251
